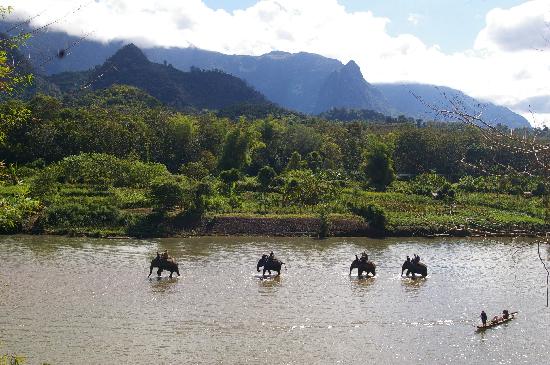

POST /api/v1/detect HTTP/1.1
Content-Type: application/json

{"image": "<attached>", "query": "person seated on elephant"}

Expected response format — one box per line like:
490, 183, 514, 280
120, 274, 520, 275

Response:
360, 251, 368, 262
161, 250, 169, 261
268, 251, 275, 261
406, 255, 411, 263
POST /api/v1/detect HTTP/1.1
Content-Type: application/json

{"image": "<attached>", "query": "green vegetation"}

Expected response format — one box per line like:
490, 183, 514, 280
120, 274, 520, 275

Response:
1, 69, 549, 237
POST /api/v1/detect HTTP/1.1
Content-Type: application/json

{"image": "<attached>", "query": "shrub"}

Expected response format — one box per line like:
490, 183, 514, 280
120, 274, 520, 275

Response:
349, 201, 387, 231
317, 207, 330, 238
409, 172, 448, 196
45, 200, 124, 228
57, 153, 170, 188
29, 165, 61, 198
149, 178, 189, 212
0, 195, 41, 233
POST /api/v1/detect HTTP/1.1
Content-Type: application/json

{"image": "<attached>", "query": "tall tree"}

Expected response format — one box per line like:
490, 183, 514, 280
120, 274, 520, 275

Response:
363, 139, 395, 191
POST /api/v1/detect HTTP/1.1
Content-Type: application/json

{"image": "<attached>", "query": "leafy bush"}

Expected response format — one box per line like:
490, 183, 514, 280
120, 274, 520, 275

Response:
149, 178, 189, 212
45, 200, 124, 228
434, 182, 456, 202
110, 188, 149, 208
179, 161, 210, 180
58, 153, 170, 188
409, 172, 449, 196
0, 195, 41, 233
29, 165, 61, 198
348, 201, 387, 231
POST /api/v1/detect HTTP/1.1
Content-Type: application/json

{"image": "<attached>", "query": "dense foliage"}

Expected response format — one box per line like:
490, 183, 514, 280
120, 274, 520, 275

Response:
1, 83, 549, 236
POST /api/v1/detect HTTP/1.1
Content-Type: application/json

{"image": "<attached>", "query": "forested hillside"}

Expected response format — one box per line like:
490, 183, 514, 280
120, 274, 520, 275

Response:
1, 85, 548, 237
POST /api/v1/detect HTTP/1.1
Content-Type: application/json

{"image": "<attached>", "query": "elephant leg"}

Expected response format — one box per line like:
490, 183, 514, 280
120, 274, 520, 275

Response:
358, 270, 363, 277
169, 271, 173, 278
157, 268, 162, 277
148, 266, 153, 277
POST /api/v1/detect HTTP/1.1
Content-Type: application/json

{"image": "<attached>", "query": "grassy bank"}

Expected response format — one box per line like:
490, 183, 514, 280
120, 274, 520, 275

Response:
2, 181, 548, 238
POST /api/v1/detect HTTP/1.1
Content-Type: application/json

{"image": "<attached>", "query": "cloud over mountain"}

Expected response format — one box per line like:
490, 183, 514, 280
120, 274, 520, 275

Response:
7, 0, 550, 126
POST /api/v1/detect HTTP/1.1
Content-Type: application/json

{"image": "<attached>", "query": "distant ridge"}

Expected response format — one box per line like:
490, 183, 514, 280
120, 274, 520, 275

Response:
81, 44, 268, 110
5, 21, 530, 128
375, 83, 529, 129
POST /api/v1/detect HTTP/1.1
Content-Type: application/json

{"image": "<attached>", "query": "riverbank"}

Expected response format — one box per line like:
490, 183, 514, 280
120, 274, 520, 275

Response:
21, 213, 549, 239
3, 182, 548, 239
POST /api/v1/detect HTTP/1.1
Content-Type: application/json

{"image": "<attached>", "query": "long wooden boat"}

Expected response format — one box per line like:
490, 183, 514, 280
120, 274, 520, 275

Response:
476, 311, 518, 331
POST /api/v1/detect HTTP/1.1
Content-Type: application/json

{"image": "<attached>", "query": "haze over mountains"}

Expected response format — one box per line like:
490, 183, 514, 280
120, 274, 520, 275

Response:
10, 23, 529, 128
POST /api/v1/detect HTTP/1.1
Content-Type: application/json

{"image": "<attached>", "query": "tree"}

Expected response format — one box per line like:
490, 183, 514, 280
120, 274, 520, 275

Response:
257, 165, 276, 213
363, 139, 395, 191
149, 178, 187, 212
219, 168, 241, 194
0, 6, 33, 143
218, 124, 259, 171
286, 151, 305, 171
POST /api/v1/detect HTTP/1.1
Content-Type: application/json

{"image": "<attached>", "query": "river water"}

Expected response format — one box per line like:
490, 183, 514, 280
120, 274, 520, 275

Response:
0, 235, 549, 364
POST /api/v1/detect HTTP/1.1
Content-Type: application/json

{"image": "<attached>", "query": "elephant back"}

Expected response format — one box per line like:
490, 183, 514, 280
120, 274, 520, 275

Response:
267, 259, 283, 269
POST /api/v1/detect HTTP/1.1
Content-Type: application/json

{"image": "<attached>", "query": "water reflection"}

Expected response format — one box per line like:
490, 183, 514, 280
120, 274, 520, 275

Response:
400, 276, 428, 295
148, 276, 179, 293
349, 276, 376, 294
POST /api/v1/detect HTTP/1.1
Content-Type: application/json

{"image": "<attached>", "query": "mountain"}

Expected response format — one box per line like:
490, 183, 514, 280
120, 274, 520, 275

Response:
4, 22, 530, 127
68, 44, 267, 110
314, 60, 391, 114
145, 48, 345, 113
375, 83, 529, 129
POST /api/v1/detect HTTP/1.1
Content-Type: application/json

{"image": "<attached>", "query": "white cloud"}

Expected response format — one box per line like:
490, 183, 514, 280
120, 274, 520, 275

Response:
407, 13, 422, 26
475, 0, 550, 52
6, 0, 550, 126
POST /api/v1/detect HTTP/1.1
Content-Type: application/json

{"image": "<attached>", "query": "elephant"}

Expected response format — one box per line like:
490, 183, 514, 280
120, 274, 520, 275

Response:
149, 256, 180, 278
257, 254, 285, 277
349, 255, 376, 277
401, 260, 427, 277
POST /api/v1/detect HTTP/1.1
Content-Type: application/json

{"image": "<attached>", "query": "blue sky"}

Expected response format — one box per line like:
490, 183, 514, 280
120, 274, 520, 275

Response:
204, 0, 526, 52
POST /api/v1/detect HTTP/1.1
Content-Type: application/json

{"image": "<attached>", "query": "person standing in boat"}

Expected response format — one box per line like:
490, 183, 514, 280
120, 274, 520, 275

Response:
480, 310, 488, 326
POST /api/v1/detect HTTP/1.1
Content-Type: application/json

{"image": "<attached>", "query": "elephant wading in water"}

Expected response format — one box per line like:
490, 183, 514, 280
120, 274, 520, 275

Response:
257, 254, 285, 277
402, 260, 427, 277
349, 255, 376, 277
149, 256, 180, 278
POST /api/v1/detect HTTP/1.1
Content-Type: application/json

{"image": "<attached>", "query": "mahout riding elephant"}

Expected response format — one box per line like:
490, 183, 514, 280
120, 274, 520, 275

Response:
257, 254, 285, 277
401, 260, 427, 277
349, 255, 376, 277
149, 256, 180, 278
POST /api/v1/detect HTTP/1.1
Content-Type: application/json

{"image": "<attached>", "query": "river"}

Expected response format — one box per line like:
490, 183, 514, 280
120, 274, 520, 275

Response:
1, 235, 549, 364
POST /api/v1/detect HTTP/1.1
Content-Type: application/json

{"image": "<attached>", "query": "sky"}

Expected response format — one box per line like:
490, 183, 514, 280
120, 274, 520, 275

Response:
6, 0, 550, 126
